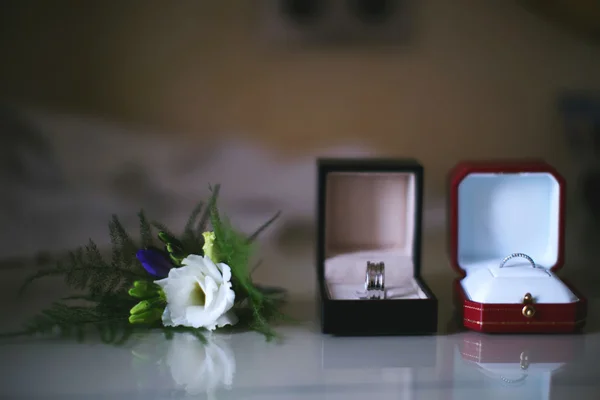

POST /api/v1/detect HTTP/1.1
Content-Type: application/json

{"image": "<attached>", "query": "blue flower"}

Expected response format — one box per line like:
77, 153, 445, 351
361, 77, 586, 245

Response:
136, 248, 173, 278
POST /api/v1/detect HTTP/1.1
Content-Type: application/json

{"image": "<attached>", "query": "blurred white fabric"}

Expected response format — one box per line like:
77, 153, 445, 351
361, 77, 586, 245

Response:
0, 109, 371, 258
0, 108, 447, 259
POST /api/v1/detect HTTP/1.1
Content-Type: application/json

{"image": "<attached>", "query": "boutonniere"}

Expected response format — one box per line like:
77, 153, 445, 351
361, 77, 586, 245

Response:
5, 184, 286, 343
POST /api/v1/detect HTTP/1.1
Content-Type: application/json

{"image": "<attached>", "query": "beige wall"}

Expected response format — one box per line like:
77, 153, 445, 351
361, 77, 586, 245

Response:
1, 0, 600, 195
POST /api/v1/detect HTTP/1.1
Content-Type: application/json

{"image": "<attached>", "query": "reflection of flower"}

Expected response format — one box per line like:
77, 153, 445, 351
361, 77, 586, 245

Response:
166, 333, 236, 397
130, 332, 236, 398
155, 254, 237, 330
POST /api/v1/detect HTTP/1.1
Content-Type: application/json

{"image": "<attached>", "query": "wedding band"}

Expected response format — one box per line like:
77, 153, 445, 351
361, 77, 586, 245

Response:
376, 263, 385, 293
361, 261, 385, 300
365, 263, 378, 292
499, 253, 536, 269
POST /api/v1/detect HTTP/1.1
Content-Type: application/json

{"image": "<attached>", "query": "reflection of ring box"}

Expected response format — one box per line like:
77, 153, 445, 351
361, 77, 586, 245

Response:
321, 336, 437, 369
452, 332, 584, 399
316, 158, 438, 335
320, 336, 437, 398
449, 161, 587, 333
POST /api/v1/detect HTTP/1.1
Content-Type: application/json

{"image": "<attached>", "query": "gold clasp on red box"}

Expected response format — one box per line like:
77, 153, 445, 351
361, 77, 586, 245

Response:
522, 293, 536, 318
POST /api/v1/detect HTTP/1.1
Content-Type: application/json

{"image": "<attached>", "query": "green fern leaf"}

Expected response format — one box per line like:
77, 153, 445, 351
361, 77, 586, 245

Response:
150, 221, 175, 238
84, 240, 109, 295
138, 210, 154, 248
64, 248, 87, 290
109, 215, 137, 269
207, 185, 285, 338
18, 263, 68, 296
181, 202, 205, 255
184, 202, 203, 239
196, 186, 219, 238
247, 211, 281, 243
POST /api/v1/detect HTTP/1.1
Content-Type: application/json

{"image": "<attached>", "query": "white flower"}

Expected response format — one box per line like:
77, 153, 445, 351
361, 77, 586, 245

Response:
167, 333, 236, 397
155, 254, 237, 330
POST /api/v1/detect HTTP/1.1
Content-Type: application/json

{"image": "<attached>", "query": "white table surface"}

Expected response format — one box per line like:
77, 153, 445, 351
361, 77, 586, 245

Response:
0, 241, 599, 400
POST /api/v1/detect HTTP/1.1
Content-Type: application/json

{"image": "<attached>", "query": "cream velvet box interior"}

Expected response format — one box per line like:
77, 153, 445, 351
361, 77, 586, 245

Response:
457, 171, 578, 304
324, 171, 430, 301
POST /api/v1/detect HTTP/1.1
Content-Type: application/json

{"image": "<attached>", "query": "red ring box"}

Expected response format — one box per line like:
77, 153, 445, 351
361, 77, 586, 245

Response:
449, 160, 587, 333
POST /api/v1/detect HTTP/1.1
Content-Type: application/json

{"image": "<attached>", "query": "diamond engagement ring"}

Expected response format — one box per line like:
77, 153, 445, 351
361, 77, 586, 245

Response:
499, 253, 536, 269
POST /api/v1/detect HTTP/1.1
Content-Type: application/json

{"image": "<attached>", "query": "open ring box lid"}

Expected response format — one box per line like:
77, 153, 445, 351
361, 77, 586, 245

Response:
317, 158, 438, 336
449, 160, 587, 333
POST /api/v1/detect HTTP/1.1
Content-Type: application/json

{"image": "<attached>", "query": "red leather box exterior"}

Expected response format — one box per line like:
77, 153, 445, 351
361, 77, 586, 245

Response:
448, 161, 587, 333
452, 279, 587, 333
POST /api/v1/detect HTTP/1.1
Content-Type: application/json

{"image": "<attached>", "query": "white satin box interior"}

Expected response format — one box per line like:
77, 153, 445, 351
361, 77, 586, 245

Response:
456, 171, 576, 304
317, 158, 437, 335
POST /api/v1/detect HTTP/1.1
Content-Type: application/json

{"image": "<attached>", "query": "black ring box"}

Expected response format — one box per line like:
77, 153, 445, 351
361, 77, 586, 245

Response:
316, 158, 438, 335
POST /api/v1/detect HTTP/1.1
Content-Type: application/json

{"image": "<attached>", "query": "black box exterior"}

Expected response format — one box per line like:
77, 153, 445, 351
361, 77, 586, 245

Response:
316, 158, 438, 336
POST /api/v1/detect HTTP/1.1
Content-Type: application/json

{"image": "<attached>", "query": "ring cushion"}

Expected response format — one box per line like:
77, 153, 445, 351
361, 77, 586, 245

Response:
324, 172, 429, 301
457, 172, 578, 304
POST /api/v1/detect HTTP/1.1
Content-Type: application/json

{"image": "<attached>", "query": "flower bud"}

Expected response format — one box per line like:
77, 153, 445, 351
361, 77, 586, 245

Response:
128, 280, 160, 299
130, 300, 152, 315
136, 249, 173, 278
202, 231, 221, 263
128, 308, 163, 325
158, 231, 185, 266
130, 297, 165, 316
